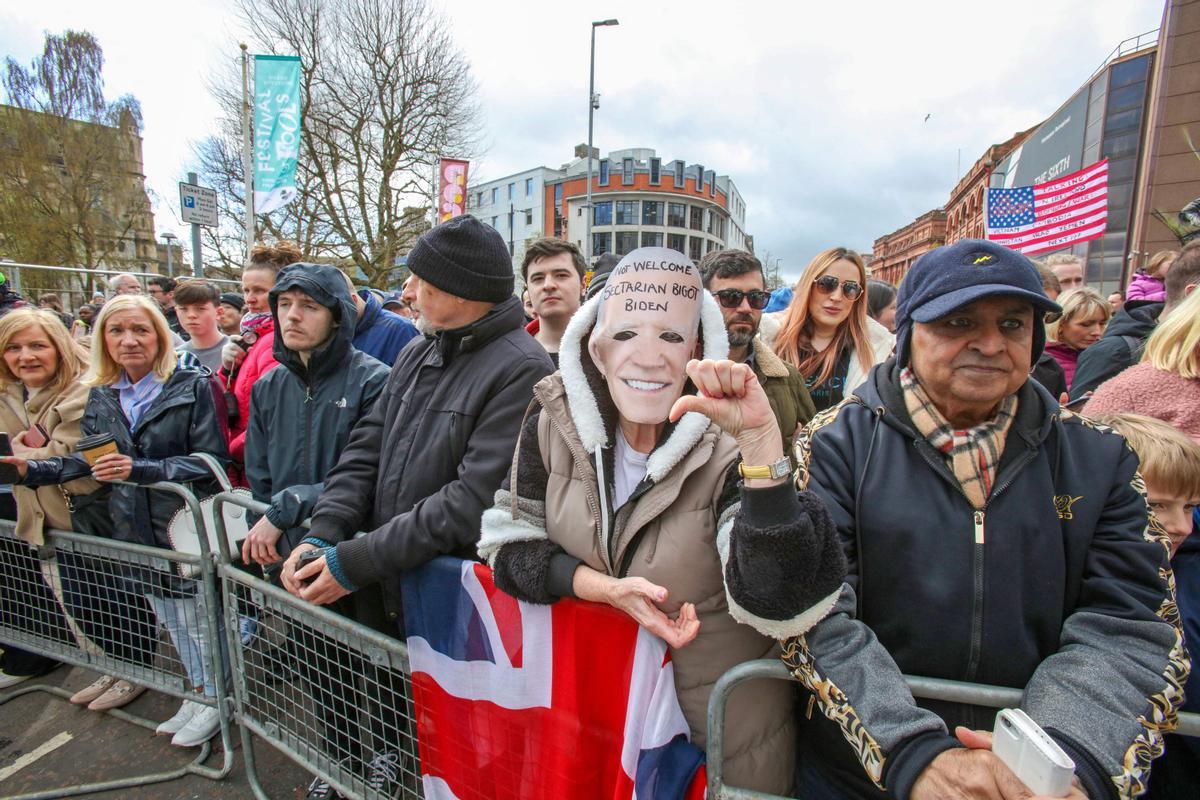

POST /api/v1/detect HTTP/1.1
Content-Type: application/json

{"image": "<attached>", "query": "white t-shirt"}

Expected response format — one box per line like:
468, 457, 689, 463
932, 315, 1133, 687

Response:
614, 430, 650, 510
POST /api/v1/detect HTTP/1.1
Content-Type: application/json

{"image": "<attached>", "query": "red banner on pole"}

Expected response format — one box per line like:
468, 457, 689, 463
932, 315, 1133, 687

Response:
438, 158, 470, 223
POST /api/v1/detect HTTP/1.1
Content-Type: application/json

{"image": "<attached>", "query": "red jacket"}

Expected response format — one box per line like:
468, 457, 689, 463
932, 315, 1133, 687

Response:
223, 326, 279, 461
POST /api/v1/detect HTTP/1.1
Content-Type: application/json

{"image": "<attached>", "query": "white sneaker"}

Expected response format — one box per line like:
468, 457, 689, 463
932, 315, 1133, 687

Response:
0, 669, 32, 690
171, 703, 221, 747
156, 699, 203, 735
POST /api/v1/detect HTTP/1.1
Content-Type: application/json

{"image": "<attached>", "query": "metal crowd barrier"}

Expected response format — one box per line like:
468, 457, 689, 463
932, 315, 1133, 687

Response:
0, 262, 240, 312
0, 481, 235, 800
705, 658, 1200, 800
210, 492, 423, 800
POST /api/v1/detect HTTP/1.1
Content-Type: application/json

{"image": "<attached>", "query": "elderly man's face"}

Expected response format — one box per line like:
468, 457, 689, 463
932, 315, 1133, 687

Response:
910, 296, 1034, 425
113, 276, 141, 296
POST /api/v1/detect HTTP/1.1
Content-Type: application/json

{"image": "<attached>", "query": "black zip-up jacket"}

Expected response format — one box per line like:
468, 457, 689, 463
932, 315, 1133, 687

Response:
24, 367, 229, 591
243, 265, 391, 561
309, 295, 554, 625
754, 360, 1186, 800
1069, 300, 1162, 401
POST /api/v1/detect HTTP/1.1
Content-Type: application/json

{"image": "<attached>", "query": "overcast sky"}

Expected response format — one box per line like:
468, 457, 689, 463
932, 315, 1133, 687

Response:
1, 0, 1166, 281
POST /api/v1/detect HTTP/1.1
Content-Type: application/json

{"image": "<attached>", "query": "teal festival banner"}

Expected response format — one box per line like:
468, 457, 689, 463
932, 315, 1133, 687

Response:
253, 55, 301, 215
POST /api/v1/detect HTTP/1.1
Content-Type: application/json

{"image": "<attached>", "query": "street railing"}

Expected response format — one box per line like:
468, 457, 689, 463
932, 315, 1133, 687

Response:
211, 492, 423, 800
705, 658, 1200, 800
0, 480, 234, 800
0, 261, 240, 312
5, 480, 1198, 800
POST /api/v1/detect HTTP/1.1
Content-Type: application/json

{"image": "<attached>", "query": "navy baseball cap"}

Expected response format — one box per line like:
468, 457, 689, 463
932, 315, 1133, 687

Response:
381, 291, 404, 308
894, 239, 1061, 365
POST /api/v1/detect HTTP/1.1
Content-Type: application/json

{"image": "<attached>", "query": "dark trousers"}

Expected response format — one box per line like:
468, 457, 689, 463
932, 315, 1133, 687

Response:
0, 502, 67, 676
58, 553, 158, 668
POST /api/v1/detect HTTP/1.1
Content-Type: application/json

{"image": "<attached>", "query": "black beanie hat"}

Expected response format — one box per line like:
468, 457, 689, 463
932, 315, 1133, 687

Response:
407, 215, 514, 303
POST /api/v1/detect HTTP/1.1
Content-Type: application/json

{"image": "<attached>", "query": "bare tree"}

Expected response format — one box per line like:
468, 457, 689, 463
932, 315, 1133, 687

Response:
0, 31, 150, 295
195, 0, 482, 287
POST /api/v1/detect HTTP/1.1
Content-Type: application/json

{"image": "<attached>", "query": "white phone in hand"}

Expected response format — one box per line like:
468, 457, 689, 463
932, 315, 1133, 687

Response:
992, 708, 1075, 797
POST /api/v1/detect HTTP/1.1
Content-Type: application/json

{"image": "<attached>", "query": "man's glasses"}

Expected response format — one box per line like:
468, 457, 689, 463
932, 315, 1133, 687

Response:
812, 275, 862, 300
713, 289, 771, 310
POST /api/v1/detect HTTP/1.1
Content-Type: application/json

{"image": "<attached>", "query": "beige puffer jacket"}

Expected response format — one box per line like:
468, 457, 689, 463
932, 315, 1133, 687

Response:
479, 292, 797, 793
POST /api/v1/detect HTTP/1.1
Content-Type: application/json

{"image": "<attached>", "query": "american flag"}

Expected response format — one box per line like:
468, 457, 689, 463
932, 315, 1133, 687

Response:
985, 160, 1108, 256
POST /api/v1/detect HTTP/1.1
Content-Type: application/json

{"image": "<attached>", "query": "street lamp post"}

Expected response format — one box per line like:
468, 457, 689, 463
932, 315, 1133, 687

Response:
161, 232, 178, 276
585, 19, 619, 262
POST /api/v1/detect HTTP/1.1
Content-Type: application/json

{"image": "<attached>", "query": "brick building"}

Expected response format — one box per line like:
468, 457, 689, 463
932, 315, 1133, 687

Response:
945, 130, 1033, 244
870, 209, 948, 285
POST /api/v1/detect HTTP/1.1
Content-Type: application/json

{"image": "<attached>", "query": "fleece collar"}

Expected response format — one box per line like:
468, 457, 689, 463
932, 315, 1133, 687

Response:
557, 290, 729, 482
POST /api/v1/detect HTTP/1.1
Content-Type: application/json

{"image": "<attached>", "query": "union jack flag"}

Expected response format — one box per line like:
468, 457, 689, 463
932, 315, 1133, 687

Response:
986, 160, 1108, 256
401, 557, 707, 800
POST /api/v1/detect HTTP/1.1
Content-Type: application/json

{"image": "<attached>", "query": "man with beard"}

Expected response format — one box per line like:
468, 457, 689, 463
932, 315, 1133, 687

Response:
701, 249, 814, 462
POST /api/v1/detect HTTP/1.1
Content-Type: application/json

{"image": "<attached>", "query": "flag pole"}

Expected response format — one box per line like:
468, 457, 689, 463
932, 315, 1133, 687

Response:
241, 44, 255, 258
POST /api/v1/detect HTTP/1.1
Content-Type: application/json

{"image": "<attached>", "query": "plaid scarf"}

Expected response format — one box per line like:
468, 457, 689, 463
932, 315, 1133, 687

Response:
900, 368, 1017, 509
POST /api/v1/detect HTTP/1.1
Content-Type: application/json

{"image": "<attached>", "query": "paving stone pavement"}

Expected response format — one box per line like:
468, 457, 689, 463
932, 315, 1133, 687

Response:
0, 662, 312, 799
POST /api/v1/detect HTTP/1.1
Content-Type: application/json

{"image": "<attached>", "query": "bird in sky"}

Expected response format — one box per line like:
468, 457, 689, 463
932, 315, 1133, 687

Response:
924, 113, 932, 122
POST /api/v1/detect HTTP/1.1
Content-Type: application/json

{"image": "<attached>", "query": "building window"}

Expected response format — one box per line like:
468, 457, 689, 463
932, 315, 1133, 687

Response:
668, 233, 686, 253
491, 187, 499, 204
615, 200, 638, 225
707, 239, 717, 253
642, 201, 663, 226
593, 232, 611, 256
616, 231, 638, 255
525, 210, 533, 225
594, 201, 613, 225
695, 164, 705, 190
689, 237, 702, 261
476, 192, 483, 207
553, 184, 564, 237
668, 202, 687, 227
525, 177, 534, 196
641, 231, 663, 248
507, 183, 514, 201
674, 161, 685, 188
491, 216, 498, 228
599, 159, 610, 185
689, 206, 703, 231
622, 157, 635, 185
649, 157, 661, 184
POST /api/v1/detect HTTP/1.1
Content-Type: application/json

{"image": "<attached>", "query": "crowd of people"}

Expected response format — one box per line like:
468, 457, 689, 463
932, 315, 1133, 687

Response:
0, 220, 1197, 800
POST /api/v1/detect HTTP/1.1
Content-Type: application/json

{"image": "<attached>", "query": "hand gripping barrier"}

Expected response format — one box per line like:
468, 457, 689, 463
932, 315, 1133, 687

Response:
210, 491, 423, 800
704, 658, 1200, 800
0, 480, 235, 800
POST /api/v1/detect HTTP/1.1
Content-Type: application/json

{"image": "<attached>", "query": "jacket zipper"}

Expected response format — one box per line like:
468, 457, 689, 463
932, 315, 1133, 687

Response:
538, 394, 609, 573
912, 439, 1038, 682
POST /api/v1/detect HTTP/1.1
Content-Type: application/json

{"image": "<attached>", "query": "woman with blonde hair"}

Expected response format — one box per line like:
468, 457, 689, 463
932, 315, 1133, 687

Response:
1044, 287, 1111, 390
3, 294, 231, 745
1084, 288, 1200, 440
762, 247, 893, 411
0, 309, 97, 688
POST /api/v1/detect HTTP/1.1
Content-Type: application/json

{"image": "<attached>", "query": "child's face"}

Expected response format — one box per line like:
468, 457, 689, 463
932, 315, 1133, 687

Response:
1147, 483, 1198, 557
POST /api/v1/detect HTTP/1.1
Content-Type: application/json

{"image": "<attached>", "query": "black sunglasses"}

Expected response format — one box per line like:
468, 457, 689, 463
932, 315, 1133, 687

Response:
812, 275, 862, 300
713, 289, 771, 310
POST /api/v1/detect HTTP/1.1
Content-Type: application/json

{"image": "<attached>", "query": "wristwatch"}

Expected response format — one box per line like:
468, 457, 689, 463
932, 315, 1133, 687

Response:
738, 456, 791, 480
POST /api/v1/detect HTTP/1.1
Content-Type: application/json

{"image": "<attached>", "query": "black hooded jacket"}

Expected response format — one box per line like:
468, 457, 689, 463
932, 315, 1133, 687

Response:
1069, 300, 1162, 401
243, 264, 390, 561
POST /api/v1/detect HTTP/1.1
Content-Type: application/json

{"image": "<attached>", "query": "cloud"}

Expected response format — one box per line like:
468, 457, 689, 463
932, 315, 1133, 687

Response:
1, 0, 1166, 283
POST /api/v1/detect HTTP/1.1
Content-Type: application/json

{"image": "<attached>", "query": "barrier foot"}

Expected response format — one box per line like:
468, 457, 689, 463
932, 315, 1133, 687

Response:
0, 683, 218, 800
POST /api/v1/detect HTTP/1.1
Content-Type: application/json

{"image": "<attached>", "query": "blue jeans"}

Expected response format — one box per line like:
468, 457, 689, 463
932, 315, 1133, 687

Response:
145, 591, 229, 697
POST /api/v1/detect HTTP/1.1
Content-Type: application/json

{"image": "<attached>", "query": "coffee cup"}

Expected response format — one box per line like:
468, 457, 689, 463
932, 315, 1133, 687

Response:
76, 433, 118, 466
